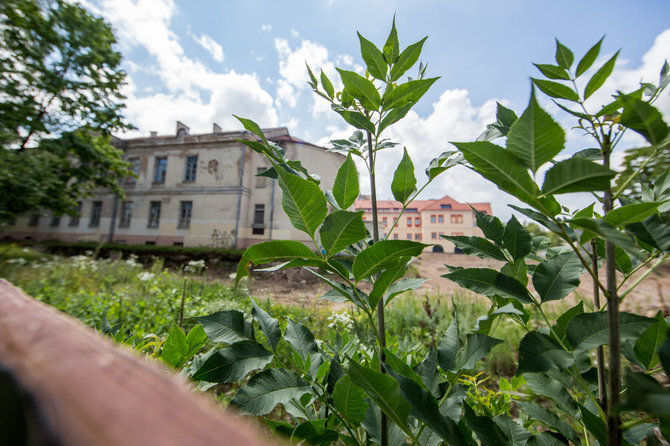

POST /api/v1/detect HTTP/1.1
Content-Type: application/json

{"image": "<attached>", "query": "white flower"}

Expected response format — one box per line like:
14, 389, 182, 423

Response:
137, 272, 155, 282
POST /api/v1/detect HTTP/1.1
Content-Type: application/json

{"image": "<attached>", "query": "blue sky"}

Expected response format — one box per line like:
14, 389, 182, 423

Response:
84, 0, 670, 219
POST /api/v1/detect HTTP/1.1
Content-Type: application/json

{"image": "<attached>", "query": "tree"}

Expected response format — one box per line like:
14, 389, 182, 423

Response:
0, 0, 133, 224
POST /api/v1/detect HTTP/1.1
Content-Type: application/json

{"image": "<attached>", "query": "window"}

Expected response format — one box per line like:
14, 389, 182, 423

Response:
382, 217, 387, 226
154, 157, 167, 183
440, 204, 452, 209
119, 201, 133, 228
430, 215, 436, 223
89, 201, 102, 227
393, 233, 398, 239
451, 214, 463, 224
415, 233, 421, 240
406, 234, 412, 240
28, 214, 39, 226
431, 232, 437, 239
69, 202, 82, 226
256, 167, 267, 188
126, 157, 140, 184
438, 215, 444, 223
407, 217, 412, 227
178, 201, 192, 228
415, 217, 420, 226
184, 156, 198, 182
148, 201, 161, 228
173, 242, 184, 246
49, 215, 60, 227
253, 204, 265, 235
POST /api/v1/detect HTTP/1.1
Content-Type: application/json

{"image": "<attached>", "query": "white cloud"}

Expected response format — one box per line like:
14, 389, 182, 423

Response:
191, 33, 224, 62
261, 24, 272, 32
291, 29, 299, 38
87, 0, 278, 136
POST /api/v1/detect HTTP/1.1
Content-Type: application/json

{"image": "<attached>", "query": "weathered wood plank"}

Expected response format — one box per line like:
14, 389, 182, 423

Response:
0, 279, 276, 446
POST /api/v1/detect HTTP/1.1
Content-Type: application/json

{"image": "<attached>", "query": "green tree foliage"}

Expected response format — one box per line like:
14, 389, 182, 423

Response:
0, 0, 133, 223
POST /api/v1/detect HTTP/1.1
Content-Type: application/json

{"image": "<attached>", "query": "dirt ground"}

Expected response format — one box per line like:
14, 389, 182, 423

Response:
230, 253, 670, 316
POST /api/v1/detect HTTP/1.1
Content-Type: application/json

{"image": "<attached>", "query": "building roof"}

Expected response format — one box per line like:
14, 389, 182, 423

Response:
355, 195, 492, 214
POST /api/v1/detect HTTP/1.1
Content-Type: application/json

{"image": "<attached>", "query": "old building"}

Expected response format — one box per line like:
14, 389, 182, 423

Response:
355, 195, 492, 253
3, 122, 344, 248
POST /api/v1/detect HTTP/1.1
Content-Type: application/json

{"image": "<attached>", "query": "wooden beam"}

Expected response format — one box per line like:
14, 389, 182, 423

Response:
0, 279, 276, 446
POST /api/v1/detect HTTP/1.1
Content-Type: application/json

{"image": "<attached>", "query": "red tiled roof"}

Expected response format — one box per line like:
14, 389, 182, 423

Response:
355, 195, 492, 214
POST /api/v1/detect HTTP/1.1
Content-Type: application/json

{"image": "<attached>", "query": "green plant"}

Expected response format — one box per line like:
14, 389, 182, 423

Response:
443, 38, 670, 445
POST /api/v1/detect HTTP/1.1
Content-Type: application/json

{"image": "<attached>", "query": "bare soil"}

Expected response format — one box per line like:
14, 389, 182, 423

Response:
221, 253, 670, 316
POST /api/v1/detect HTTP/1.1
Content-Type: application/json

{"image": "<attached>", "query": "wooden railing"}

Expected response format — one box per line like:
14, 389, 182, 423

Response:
0, 279, 275, 446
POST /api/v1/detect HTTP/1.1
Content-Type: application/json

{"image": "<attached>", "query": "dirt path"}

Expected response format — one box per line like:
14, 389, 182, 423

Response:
231, 253, 670, 316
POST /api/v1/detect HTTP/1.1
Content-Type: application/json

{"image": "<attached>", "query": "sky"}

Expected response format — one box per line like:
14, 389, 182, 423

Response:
81, 0, 670, 220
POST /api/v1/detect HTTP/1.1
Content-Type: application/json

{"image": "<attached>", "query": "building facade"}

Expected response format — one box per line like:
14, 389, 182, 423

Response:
355, 195, 492, 253
3, 123, 344, 248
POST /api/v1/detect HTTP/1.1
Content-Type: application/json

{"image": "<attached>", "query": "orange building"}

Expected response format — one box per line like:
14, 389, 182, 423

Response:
355, 195, 492, 253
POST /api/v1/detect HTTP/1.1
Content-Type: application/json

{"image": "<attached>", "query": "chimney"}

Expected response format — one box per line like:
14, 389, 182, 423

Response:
213, 123, 222, 133
176, 121, 190, 137
150, 131, 158, 138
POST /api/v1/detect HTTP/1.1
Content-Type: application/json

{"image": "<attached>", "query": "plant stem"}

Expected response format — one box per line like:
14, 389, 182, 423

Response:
367, 130, 388, 446
602, 136, 622, 446
619, 252, 670, 300
178, 278, 187, 328
591, 240, 608, 412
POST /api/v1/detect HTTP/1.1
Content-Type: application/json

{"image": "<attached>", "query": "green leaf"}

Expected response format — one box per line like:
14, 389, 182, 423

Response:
633, 312, 668, 371
352, 240, 426, 281
379, 103, 413, 134
347, 361, 411, 435
576, 37, 604, 77
584, 50, 619, 99
527, 432, 569, 446
474, 208, 504, 244
368, 262, 406, 308
334, 109, 376, 134
464, 405, 513, 446
525, 373, 579, 418
392, 371, 470, 446
196, 310, 255, 344
443, 268, 533, 304
541, 158, 616, 195
383, 18, 400, 64
517, 331, 574, 375
533, 63, 570, 80
518, 401, 581, 444
161, 323, 188, 368
578, 404, 607, 446
292, 420, 339, 445
532, 251, 583, 302
236, 240, 321, 285
332, 375, 368, 424
332, 153, 359, 210
306, 63, 318, 86
358, 32, 387, 80
569, 217, 641, 254
453, 141, 547, 213
319, 211, 366, 257
320, 69, 334, 99
337, 69, 381, 110
277, 169, 328, 238
384, 278, 429, 306
554, 39, 574, 70
456, 333, 503, 370
566, 312, 655, 351
506, 89, 566, 173
660, 330, 670, 376
383, 78, 439, 110
494, 414, 531, 446
437, 316, 461, 372
627, 214, 670, 251
532, 78, 579, 102
185, 325, 208, 358
390, 37, 427, 81
603, 202, 660, 227
503, 215, 532, 261
234, 115, 269, 146
192, 340, 272, 382
231, 368, 311, 416
250, 298, 281, 351
285, 319, 319, 361
441, 235, 507, 261
552, 301, 584, 347
620, 94, 669, 145
391, 147, 417, 203
425, 150, 463, 181
621, 370, 670, 416
384, 349, 426, 388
